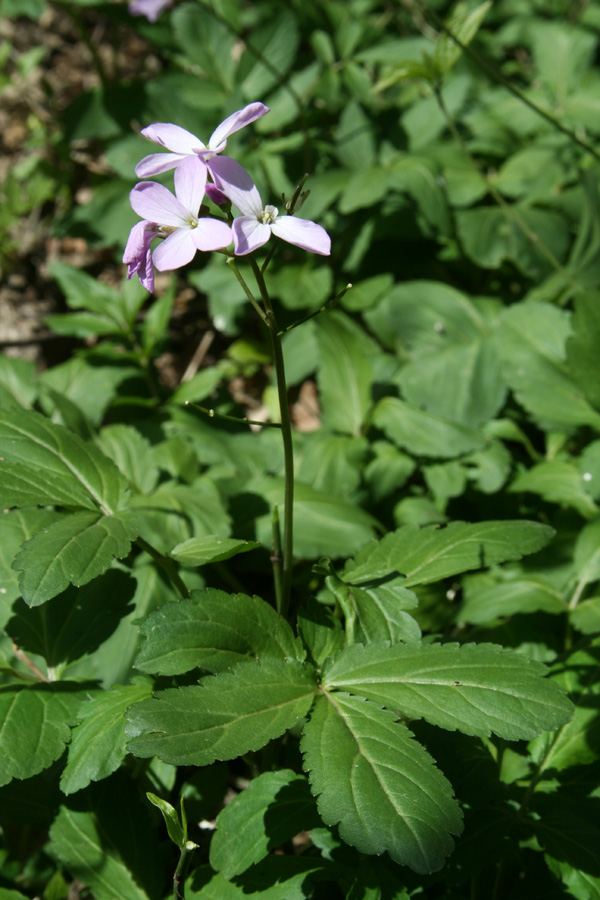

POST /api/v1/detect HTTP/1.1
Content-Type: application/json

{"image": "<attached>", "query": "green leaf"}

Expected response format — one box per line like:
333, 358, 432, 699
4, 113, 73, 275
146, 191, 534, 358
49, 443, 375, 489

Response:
0, 684, 82, 786
433, 2, 491, 76
301, 693, 462, 874
170, 536, 260, 567
372, 397, 486, 458
297, 599, 346, 667
125, 658, 317, 765
48, 775, 162, 900
322, 642, 574, 740
49, 260, 127, 327
457, 575, 566, 624
146, 793, 185, 850
188, 858, 336, 900
0, 406, 128, 513
345, 520, 554, 587
529, 642, 600, 771
571, 597, 600, 634
141, 289, 174, 355
497, 301, 600, 430
172, 5, 235, 91
296, 432, 367, 500
6, 569, 137, 666
39, 356, 138, 427
567, 290, 600, 410
253, 477, 378, 559
241, 10, 299, 98
170, 368, 223, 405
315, 311, 375, 436
327, 576, 421, 645
210, 770, 320, 878
13, 509, 139, 606
44, 311, 121, 339
510, 461, 598, 519
366, 283, 505, 428
0, 355, 37, 408
60, 681, 153, 795
135, 589, 303, 676
97, 424, 159, 494
457, 206, 570, 281
0, 508, 59, 618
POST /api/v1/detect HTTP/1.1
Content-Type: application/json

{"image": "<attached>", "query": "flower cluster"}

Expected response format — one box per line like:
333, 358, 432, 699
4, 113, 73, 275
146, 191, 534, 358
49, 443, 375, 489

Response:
124, 103, 331, 292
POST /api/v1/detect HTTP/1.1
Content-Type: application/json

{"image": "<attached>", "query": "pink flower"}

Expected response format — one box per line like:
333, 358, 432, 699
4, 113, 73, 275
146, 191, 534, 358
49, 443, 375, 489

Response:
124, 157, 232, 287
129, 0, 172, 22
210, 157, 331, 257
135, 103, 270, 179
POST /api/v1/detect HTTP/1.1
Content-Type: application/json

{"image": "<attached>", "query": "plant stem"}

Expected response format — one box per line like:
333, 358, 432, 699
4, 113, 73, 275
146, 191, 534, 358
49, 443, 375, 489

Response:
135, 537, 190, 600
186, 401, 282, 429
250, 258, 295, 618
173, 843, 193, 900
226, 258, 268, 324
271, 505, 284, 614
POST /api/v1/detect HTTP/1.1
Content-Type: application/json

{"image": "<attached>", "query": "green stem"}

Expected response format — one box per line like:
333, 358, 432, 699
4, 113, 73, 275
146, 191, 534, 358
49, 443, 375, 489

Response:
135, 537, 190, 599
186, 402, 282, 429
271, 506, 284, 614
250, 258, 295, 618
226, 258, 268, 324
173, 844, 194, 900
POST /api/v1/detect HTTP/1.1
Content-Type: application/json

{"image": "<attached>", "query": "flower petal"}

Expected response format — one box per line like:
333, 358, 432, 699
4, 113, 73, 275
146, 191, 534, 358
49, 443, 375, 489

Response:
232, 217, 271, 255
123, 220, 155, 291
205, 183, 229, 206
141, 123, 206, 154
208, 102, 270, 152
209, 156, 263, 218
129, 0, 172, 21
153, 228, 197, 271
191, 219, 233, 251
135, 152, 185, 178
130, 182, 189, 227
271, 216, 331, 255
174, 157, 207, 216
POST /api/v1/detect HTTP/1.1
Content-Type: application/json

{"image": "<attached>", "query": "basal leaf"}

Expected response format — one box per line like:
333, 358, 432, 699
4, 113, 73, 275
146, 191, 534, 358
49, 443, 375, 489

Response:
497, 302, 600, 430
13, 509, 139, 606
210, 770, 320, 878
0, 508, 60, 619
371, 397, 486, 458
315, 311, 376, 436
125, 658, 317, 766
297, 599, 346, 668
60, 681, 153, 795
97, 424, 159, 495
433, 1, 491, 76
345, 520, 554, 586
300, 693, 462, 874
456, 575, 566, 624
135, 589, 303, 676
567, 290, 600, 410
326, 576, 421, 646
188, 858, 336, 900
322, 642, 574, 740
0, 685, 82, 786
0, 406, 128, 513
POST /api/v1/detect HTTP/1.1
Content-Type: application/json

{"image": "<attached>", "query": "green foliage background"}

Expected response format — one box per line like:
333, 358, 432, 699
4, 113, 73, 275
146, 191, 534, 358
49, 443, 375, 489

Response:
2, 0, 600, 898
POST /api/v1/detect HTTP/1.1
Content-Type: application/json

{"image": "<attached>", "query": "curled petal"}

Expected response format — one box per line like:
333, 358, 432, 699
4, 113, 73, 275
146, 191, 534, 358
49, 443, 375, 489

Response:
232, 217, 272, 255
174, 157, 208, 216
152, 228, 197, 271
208, 102, 270, 152
191, 219, 233, 252
130, 181, 189, 227
135, 152, 186, 178
123, 220, 155, 292
141, 123, 207, 154
209, 156, 263, 218
271, 216, 331, 256
205, 183, 229, 206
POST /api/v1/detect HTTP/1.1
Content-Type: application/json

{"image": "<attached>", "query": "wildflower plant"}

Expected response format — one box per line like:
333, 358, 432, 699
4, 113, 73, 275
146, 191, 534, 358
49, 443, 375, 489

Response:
3, 3, 600, 899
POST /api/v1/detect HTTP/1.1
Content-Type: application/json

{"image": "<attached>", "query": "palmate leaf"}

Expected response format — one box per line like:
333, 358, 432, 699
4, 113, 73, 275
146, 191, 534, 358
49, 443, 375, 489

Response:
322, 642, 574, 740
0, 406, 128, 513
125, 658, 317, 766
345, 520, 554, 587
300, 693, 462, 874
12, 509, 139, 606
134, 589, 303, 676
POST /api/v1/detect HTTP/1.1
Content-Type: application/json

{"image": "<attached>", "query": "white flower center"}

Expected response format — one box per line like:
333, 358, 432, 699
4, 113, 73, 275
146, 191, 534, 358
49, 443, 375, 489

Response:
260, 205, 278, 225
